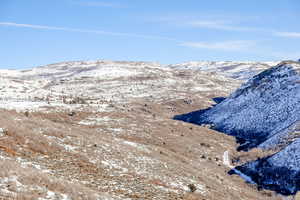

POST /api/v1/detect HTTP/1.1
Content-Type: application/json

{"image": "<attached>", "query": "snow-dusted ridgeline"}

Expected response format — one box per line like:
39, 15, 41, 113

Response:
0, 60, 240, 112
168, 61, 280, 80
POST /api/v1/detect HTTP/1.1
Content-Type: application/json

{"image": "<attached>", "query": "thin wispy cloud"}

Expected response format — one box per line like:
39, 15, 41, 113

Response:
154, 16, 261, 32
274, 31, 300, 38
0, 22, 261, 52
188, 20, 258, 32
70, 0, 124, 8
155, 16, 300, 40
181, 40, 256, 51
191, 20, 300, 39
0, 22, 178, 41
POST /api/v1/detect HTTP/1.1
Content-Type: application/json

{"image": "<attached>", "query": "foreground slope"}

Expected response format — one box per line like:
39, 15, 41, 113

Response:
0, 60, 279, 199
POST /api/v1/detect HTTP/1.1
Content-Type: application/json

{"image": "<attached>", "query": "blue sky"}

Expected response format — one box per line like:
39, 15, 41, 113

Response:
0, 0, 300, 68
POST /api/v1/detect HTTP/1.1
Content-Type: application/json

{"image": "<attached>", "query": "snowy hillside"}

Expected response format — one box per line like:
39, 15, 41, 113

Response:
168, 61, 280, 80
175, 61, 300, 195
237, 133, 300, 195
175, 61, 300, 148
0, 60, 240, 112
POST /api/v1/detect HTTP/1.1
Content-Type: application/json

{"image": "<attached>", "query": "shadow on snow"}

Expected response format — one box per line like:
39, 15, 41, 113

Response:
173, 96, 299, 196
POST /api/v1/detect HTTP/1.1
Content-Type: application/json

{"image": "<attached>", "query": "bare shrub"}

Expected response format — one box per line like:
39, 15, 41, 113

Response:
68, 97, 87, 104
187, 184, 197, 193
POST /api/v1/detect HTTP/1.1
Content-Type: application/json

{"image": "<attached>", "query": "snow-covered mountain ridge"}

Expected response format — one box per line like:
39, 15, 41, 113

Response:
168, 61, 280, 80
0, 60, 161, 80
0, 60, 240, 112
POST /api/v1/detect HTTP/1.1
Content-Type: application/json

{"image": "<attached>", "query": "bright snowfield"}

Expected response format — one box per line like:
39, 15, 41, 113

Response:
175, 61, 300, 195
0, 59, 295, 200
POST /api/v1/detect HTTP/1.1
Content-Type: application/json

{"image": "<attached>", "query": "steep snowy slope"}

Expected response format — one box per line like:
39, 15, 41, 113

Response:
168, 61, 280, 80
175, 61, 300, 195
176, 61, 300, 149
236, 136, 300, 195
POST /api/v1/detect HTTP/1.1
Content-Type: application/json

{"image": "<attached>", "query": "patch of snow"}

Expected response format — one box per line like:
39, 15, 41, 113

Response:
101, 160, 128, 173
122, 140, 151, 153
63, 144, 77, 152
78, 116, 122, 126
223, 150, 233, 168
0, 128, 5, 137
16, 157, 51, 173
0, 101, 48, 112
223, 151, 256, 185
38, 190, 71, 200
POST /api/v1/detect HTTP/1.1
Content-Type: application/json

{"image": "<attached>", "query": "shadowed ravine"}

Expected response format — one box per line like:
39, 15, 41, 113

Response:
173, 100, 267, 151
